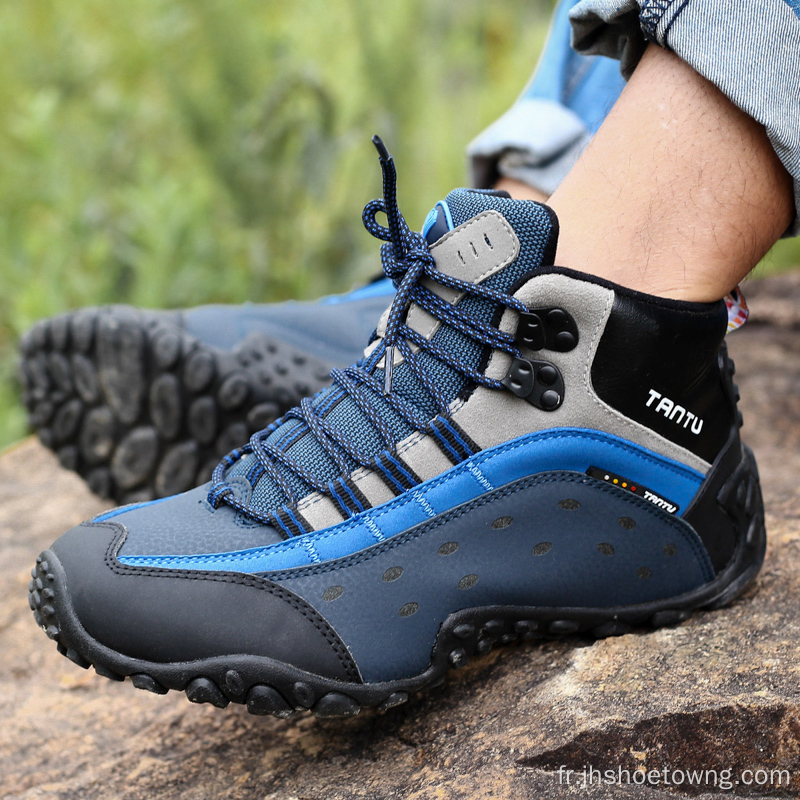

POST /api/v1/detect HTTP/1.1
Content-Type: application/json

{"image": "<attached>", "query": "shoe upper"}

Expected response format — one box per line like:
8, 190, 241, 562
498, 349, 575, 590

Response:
177, 278, 395, 364
45, 144, 755, 686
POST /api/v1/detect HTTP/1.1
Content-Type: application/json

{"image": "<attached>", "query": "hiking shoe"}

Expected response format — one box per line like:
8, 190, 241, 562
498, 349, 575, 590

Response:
18, 281, 394, 503
30, 138, 765, 719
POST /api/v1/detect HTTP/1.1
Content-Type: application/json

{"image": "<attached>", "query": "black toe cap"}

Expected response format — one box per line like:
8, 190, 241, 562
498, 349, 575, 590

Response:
50, 521, 359, 682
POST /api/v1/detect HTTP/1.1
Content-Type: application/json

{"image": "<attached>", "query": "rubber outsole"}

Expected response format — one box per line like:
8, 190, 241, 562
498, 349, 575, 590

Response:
18, 306, 334, 504
29, 449, 766, 719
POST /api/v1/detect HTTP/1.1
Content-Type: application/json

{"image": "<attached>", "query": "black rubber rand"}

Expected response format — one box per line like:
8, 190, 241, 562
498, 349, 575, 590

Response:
29, 444, 765, 720
17, 306, 334, 503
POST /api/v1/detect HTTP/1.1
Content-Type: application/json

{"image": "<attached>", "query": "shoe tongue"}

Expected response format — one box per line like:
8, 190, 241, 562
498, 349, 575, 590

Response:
423, 188, 514, 246
419, 188, 559, 300
221, 191, 559, 519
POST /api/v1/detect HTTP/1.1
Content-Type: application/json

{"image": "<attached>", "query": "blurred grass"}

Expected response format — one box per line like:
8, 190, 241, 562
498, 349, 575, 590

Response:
0, 0, 556, 448
1, 0, 798, 449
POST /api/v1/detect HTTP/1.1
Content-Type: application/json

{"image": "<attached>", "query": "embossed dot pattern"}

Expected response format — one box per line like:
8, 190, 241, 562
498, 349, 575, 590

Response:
637, 567, 652, 579
491, 516, 513, 530
618, 516, 636, 530
322, 586, 344, 602
399, 602, 419, 617
458, 574, 479, 590
663, 543, 677, 557
559, 499, 580, 510
382, 567, 403, 582
276, 475, 715, 683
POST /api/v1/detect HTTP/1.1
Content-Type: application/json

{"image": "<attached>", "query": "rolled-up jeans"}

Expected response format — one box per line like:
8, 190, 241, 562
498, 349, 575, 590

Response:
570, 0, 800, 231
469, 0, 625, 195
470, 0, 800, 231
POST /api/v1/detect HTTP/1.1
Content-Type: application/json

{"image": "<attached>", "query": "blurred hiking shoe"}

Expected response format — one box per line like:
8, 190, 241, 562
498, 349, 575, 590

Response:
17, 280, 394, 503
30, 139, 765, 719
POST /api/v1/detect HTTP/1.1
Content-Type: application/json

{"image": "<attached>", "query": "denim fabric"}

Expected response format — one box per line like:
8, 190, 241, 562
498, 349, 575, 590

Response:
570, 0, 800, 231
468, 0, 625, 194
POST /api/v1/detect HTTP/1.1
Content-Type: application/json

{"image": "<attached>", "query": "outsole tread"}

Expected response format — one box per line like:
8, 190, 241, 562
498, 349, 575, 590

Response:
19, 307, 335, 503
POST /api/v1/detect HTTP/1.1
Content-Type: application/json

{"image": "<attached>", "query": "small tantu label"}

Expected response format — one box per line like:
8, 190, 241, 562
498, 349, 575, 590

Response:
586, 467, 679, 515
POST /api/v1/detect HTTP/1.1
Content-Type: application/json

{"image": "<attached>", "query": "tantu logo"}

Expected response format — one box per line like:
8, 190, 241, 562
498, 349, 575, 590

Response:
646, 389, 704, 435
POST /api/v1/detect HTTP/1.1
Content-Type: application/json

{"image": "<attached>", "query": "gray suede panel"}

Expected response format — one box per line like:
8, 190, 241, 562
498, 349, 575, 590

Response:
397, 430, 456, 481
297, 493, 345, 530
352, 468, 396, 507
371, 211, 521, 365
452, 272, 710, 474
407, 211, 521, 340
430, 210, 520, 284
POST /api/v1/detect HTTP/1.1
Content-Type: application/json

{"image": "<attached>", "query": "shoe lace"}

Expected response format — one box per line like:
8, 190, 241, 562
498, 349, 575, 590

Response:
208, 136, 528, 532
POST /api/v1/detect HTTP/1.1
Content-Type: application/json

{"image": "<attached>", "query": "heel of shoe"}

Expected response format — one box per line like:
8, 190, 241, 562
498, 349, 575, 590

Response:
704, 444, 767, 609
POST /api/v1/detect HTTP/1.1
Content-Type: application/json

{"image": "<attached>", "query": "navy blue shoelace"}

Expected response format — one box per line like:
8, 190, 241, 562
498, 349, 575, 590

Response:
208, 136, 529, 532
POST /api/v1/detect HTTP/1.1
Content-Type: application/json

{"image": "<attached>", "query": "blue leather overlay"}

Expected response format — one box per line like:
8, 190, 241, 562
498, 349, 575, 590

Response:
274, 473, 715, 682
116, 428, 705, 572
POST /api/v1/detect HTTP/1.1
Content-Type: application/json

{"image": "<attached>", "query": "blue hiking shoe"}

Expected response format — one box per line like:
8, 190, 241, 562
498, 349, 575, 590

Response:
18, 279, 394, 502
30, 138, 765, 719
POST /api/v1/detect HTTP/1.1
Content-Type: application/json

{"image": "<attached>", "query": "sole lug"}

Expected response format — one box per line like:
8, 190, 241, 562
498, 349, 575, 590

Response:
313, 693, 360, 719
80, 407, 117, 465
377, 691, 408, 712
131, 673, 168, 695
111, 427, 159, 490
548, 619, 580, 635
149, 374, 183, 440
591, 620, 631, 638
291, 681, 316, 709
185, 677, 229, 708
72, 353, 101, 404
155, 442, 199, 497
94, 663, 124, 682
650, 609, 690, 629
52, 399, 82, 444
97, 309, 146, 426
66, 648, 91, 669
246, 685, 295, 718
183, 351, 216, 394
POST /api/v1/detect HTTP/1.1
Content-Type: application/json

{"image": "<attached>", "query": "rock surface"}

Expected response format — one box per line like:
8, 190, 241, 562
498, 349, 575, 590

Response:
2, 273, 800, 800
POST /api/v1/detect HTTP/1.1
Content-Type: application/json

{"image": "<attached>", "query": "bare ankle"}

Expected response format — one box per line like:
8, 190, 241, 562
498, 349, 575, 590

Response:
547, 46, 793, 302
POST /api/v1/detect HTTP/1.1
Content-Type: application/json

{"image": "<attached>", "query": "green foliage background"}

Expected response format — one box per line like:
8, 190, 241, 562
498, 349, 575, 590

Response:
0, 0, 797, 450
